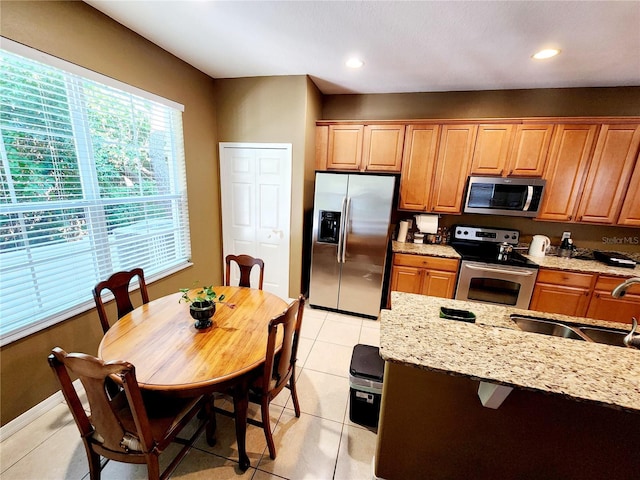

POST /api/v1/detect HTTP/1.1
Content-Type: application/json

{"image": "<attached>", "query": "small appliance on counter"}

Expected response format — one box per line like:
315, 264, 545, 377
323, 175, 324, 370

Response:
593, 251, 638, 269
528, 235, 550, 257
558, 231, 575, 258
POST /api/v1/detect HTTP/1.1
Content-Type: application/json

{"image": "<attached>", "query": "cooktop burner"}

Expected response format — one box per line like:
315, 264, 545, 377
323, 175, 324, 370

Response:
451, 225, 540, 269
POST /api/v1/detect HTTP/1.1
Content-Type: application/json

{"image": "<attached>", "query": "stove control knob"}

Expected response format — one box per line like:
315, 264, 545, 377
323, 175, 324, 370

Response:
504, 234, 509, 239
463, 230, 468, 235
512, 235, 517, 240
457, 229, 462, 235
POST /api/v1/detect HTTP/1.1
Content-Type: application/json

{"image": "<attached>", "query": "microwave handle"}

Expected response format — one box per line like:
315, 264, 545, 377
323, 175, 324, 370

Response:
464, 264, 537, 277
523, 186, 534, 211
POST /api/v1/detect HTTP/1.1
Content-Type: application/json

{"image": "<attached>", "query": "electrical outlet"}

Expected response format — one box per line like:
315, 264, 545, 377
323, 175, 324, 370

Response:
562, 231, 571, 240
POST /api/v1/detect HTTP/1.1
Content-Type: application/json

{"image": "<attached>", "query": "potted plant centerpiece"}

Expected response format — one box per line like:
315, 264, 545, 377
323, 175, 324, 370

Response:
179, 285, 225, 330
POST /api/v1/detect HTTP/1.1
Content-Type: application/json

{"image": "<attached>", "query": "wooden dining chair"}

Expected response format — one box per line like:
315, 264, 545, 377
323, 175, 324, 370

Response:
225, 254, 265, 290
48, 347, 214, 480
250, 295, 305, 459
93, 268, 150, 334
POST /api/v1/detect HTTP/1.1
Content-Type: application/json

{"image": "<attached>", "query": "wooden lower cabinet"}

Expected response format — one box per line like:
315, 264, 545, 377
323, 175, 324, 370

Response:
529, 269, 595, 317
586, 275, 640, 325
390, 253, 459, 298
530, 269, 640, 324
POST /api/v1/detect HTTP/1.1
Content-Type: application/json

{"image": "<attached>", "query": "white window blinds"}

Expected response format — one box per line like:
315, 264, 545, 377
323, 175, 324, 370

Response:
0, 45, 191, 345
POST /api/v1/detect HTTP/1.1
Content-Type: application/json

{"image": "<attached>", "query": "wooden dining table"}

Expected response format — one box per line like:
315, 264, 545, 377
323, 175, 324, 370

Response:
98, 285, 288, 470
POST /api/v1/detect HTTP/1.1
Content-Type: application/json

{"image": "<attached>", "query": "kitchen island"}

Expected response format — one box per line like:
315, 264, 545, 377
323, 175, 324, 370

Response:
374, 292, 640, 480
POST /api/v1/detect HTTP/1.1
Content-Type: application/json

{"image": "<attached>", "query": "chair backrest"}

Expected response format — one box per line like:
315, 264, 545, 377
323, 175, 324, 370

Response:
93, 268, 150, 333
48, 347, 155, 454
225, 254, 265, 290
262, 295, 305, 395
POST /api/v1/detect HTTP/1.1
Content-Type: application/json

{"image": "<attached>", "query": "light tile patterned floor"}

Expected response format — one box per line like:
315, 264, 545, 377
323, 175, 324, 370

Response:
0, 304, 381, 480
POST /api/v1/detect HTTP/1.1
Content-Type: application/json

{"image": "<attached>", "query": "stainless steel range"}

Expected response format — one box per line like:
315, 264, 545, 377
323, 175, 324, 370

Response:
451, 225, 539, 310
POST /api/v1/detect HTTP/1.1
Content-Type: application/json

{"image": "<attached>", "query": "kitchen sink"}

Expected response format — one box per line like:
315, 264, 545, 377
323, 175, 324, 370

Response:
578, 326, 628, 348
511, 315, 586, 341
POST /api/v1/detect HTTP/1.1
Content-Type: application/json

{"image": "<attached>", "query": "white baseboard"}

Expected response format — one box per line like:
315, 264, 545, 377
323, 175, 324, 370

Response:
0, 380, 83, 442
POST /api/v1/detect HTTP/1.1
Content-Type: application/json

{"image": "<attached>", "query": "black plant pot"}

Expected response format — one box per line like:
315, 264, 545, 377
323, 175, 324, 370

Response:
190, 301, 215, 329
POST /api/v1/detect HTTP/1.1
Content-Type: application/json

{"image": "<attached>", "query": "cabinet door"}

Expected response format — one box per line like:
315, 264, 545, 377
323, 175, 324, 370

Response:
586, 291, 640, 325
327, 125, 364, 170
363, 124, 405, 172
470, 124, 515, 176
390, 265, 424, 294
507, 124, 554, 177
315, 126, 329, 170
530, 283, 591, 317
538, 124, 598, 222
576, 124, 640, 224
422, 270, 457, 298
618, 153, 640, 226
399, 125, 440, 211
430, 124, 478, 214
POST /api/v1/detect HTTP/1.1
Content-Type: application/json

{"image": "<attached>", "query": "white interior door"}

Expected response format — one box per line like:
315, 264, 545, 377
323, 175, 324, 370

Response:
219, 143, 292, 299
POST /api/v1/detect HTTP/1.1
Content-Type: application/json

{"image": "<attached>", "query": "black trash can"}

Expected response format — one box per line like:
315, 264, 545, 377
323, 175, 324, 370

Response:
349, 344, 385, 428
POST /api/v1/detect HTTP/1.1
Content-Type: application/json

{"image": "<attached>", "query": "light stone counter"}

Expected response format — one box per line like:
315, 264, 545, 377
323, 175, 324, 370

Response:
524, 254, 639, 277
380, 291, 640, 413
391, 241, 460, 258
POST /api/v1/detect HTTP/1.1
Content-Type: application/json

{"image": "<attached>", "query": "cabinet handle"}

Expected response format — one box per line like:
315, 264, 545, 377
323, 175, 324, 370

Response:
508, 170, 513, 176
568, 215, 572, 221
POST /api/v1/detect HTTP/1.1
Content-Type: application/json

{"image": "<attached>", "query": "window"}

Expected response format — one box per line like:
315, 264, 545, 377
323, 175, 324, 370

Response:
0, 42, 191, 345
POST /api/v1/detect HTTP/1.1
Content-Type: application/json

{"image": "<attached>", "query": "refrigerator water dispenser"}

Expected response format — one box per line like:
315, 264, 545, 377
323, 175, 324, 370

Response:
318, 210, 341, 244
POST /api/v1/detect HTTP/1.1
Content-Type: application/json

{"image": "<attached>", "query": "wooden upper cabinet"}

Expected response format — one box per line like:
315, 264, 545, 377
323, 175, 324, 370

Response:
430, 124, 478, 213
315, 125, 329, 170
507, 124, 554, 177
576, 124, 640, 224
362, 124, 405, 172
399, 125, 440, 210
470, 124, 515, 176
618, 153, 640, 226
326, 124, 364, 170
538, 124, 599, 222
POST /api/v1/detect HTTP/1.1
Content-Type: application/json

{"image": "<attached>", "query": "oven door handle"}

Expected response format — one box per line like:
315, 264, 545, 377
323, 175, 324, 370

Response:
464, 264, 536, 276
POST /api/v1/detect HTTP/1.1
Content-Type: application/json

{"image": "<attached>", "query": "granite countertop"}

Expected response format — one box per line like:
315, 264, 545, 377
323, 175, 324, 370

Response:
392, 239, 638, 277
523, 254, 640, 277
391, 241, 460, 258
380, 291, 640, 413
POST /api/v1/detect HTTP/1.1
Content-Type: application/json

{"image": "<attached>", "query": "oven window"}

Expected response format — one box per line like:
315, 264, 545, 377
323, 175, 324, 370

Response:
468, 278, 521, 306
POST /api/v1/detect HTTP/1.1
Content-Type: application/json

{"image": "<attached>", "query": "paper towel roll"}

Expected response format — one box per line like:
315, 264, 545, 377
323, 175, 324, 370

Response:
414, 214, 439, 234
397, 221, 409, 242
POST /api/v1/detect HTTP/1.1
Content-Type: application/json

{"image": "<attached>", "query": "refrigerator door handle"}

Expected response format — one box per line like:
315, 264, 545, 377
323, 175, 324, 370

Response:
337, 196, 347, 263
342, 196, 351, 263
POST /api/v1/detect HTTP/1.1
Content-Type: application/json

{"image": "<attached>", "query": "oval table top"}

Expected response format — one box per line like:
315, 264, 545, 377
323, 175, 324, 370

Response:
98, 286, 288, 394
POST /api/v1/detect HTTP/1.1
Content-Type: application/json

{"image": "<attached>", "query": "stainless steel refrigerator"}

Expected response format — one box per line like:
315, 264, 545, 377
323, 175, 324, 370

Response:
308, 172, 396, 317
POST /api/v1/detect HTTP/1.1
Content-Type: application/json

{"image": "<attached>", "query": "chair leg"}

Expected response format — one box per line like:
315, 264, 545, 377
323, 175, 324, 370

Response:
86, 446, 102, 480
146, 454, 160, 480
261, 398, 277, 459
289, 372, 301, 418
205, 397, 217, 446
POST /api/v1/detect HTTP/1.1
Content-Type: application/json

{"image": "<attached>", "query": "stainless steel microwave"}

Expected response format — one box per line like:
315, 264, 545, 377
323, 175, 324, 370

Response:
463, 176, 546, 217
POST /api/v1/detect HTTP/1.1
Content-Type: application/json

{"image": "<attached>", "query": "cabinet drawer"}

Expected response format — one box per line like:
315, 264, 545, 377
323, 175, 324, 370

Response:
393, 253, 459, 272
594, 275, 640, 295
536, 268, 595, 288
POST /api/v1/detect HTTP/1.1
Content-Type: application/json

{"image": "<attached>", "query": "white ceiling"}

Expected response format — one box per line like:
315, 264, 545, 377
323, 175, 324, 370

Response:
85, 0, 640, 95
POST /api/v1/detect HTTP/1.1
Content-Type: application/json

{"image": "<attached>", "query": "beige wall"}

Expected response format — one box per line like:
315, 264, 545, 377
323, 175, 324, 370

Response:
0, 1, 221, 425
214, 76, 322, 297
322, 87, 640, 120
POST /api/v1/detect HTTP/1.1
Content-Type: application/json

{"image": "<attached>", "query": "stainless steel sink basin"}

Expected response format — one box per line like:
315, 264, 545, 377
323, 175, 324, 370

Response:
511, 315, 586, 341
578, 326, 628, 348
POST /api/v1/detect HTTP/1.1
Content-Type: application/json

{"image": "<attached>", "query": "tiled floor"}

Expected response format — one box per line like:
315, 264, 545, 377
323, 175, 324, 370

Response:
0, 305, 381, 480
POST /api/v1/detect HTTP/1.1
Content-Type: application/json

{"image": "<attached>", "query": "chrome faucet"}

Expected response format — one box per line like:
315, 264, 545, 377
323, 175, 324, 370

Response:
611, 277, 640, 298
624, 317, 640, 349
612, 278, 640, 348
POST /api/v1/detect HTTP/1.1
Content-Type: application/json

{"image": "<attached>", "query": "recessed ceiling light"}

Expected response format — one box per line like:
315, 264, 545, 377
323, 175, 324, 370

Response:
346, 57, 364, 69
532, 48, 561, 60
